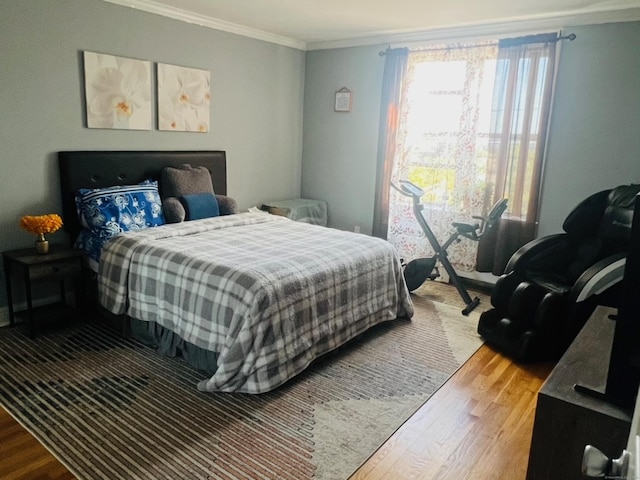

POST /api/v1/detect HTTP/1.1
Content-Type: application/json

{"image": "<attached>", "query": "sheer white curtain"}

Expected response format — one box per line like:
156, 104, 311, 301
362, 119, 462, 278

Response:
384, 35, 559, 273
387, 43, 498, 270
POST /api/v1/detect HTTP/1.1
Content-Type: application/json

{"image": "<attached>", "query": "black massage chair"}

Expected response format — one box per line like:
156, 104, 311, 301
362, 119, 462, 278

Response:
478, 184, 640, 362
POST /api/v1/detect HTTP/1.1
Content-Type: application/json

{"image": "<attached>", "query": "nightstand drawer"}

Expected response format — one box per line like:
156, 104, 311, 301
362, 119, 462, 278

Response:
28, 260, 81, 281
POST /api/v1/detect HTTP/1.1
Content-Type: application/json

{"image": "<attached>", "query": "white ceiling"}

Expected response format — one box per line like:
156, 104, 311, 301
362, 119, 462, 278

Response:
105, 0, 640, 49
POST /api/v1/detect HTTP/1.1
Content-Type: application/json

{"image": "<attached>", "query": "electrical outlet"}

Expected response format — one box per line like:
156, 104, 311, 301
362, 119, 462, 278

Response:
354, 225, 361, 233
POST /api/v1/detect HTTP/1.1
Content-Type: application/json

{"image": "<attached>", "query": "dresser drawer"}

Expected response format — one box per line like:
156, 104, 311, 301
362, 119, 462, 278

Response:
28, 259, 81, 281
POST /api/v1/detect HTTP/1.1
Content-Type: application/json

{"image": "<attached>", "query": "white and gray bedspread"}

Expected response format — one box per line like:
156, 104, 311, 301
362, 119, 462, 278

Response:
98, 212, 413, 393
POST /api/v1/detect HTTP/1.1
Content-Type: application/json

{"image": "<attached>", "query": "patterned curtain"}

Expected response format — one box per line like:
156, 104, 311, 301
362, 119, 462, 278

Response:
372, 48, 409, 239
383, 35, 558, 273
387, 43, 499, 270
476, 33, 558, 274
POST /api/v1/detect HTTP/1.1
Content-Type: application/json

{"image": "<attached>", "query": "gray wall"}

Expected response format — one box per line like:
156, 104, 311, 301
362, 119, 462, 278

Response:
0, 0, 305, 253
301, 45, 384, 233
538, 22, 640, 236
0, 0, 305, 310
302, 22, 640, 237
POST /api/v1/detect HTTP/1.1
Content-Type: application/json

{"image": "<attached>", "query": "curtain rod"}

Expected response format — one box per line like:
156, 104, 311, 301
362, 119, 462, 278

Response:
379, 32, 576, 56
561, 33, 577, 41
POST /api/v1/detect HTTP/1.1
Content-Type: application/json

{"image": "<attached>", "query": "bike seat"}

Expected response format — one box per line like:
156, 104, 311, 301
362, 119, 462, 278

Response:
452, 222, 480, 240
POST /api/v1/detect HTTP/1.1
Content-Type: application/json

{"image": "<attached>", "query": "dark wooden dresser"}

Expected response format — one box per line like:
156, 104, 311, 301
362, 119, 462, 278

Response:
526, 306, 633, 480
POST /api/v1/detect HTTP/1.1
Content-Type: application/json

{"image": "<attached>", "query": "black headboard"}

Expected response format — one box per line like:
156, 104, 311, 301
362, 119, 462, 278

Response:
58, 150, 227, 243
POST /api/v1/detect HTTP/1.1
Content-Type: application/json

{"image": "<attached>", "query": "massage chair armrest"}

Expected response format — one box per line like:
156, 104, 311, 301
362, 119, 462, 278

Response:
568, 252, 626, 305
216, 195, 238, 215
560, 252, 627, 341
505, 233, 570, 274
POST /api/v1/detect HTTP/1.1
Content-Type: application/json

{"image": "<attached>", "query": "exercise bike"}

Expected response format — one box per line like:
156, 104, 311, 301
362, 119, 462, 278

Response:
392, 180, 508, 315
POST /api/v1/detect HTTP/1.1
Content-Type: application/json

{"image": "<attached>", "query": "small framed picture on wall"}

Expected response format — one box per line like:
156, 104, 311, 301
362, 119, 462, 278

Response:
334, 87, 352, 112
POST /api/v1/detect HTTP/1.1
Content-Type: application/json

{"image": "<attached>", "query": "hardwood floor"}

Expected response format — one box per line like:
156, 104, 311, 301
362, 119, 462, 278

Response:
0, 408, 74, 480
0, 343, 553, 480
351, 345, 554, 480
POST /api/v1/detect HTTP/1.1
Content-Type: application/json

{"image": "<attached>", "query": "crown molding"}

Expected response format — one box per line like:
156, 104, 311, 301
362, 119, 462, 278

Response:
306, 7, 640, 50
102, 0, 640, 52
102, 0, 306, 50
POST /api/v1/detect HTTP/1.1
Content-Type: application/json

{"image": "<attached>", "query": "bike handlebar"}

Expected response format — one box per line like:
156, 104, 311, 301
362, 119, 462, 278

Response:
391, 180, 425, 198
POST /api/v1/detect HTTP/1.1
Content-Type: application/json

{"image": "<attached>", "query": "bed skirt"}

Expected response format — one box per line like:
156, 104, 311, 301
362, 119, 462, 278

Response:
121, 311, 401, 393
129, 318, 220, 375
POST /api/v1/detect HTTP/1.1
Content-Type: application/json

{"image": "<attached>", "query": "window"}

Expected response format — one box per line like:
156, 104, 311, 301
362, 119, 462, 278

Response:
379, 35, 558, 272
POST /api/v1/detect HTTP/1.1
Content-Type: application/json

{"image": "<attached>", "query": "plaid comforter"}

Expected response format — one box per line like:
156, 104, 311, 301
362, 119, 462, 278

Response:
98, 213, 413, 393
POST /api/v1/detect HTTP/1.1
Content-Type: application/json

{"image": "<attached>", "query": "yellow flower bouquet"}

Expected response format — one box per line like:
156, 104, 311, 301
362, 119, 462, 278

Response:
20, 213, 62, 254
20, 214, 63, 253
20, 214, 63, 237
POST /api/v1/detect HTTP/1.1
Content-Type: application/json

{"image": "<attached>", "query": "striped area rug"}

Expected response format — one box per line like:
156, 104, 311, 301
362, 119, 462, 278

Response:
0, 290, 484, 480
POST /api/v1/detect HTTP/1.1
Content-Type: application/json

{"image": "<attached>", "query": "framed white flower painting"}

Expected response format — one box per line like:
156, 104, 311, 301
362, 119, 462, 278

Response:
83, 51, 152, 130
157, 63, 210, 133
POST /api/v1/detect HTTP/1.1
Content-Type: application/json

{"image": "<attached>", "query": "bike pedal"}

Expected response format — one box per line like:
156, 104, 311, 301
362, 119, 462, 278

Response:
429, 267, 440, 281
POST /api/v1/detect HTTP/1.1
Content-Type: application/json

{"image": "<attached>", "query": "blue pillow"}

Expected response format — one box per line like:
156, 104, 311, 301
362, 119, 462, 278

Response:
180, 193, 219, 220
74, 180, 164, 264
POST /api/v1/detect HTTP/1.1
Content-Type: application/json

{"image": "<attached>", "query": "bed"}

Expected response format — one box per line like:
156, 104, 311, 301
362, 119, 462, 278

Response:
58, 150, 414, 394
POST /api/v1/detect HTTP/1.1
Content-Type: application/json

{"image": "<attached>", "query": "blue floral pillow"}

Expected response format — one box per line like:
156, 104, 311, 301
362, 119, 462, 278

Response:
75, 180, 164, 265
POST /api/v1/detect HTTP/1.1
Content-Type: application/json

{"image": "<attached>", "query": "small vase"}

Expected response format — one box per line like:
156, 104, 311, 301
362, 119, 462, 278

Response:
35, 233, 49, 255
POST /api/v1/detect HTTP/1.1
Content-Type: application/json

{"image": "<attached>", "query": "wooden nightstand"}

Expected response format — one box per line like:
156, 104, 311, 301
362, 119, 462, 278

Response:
3, 245, 83, 338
